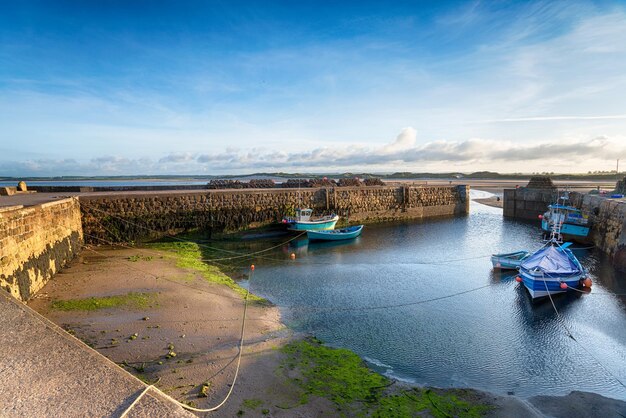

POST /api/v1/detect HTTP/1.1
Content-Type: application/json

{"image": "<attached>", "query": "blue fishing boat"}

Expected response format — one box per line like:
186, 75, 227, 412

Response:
540, 193, 591, 242
282, 208, 339, 231
518, 241, 586, 300
307, 225, 364, 241
491, 250, 530, 270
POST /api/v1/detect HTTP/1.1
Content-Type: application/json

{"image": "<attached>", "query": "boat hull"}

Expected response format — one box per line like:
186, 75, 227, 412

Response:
491, 251, 529, 270
520, 272, 584, 299
286, 215, 339, 231
307, 225, 363, 241
519, 243, 586, 300
541, 220, 590, 241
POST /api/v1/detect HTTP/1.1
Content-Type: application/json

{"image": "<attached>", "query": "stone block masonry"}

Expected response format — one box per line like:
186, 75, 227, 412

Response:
503, 188, 557, 220
79, 186, 469, 244
0, 198, 83, 301
578, 193, 626, 271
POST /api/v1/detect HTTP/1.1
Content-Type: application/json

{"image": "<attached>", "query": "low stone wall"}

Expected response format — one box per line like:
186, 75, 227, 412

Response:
0, 198, 83, 301
503, 188, 557, 220
79, 186, 469, 243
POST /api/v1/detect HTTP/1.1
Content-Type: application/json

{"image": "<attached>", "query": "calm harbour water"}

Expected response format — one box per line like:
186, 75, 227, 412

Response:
224, 192, 626, 400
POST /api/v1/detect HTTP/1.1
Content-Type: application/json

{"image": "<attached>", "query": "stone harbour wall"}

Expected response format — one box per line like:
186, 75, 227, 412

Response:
0, 198, 83, 301
79, 186, 469, 243
503, 188, 557, 220
579, 194, 626, 270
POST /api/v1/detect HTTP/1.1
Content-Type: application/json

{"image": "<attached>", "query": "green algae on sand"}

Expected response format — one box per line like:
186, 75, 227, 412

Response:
281, 337, 491, 417
51, 292, 155, 311
147, 241, 265, 303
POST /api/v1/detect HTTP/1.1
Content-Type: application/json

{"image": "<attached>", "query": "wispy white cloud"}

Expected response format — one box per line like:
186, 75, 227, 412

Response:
382, 127, 417, 153
485, 115, 626, 123
158, 152, 197, 163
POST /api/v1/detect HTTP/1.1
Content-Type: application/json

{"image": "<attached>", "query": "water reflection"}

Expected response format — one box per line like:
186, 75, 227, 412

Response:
489, 269, 518, 284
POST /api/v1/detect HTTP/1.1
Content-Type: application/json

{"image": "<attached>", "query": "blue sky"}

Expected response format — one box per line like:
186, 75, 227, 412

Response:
1, 0, 625, 176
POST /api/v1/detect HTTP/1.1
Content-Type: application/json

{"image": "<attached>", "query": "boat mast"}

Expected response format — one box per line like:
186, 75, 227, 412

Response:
550, 188, 567, 244
548, 215, 563, 244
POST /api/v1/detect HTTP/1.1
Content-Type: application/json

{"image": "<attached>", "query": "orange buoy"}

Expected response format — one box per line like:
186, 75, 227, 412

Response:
515, 276, 522, 283
583, 278, 592, 288
560, 282, 568, 289
250, 264, 255, 271
290, 253, 296, 260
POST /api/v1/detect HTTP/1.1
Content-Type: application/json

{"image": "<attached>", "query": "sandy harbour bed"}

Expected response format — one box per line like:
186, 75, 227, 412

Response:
29, 245, 625, 417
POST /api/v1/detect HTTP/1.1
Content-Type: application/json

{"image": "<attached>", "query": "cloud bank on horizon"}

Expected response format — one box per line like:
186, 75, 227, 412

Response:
2, 128, 624, 176
1, 1, 625, 176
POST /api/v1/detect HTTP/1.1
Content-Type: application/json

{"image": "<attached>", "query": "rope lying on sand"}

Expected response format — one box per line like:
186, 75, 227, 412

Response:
94, 248, 252, 416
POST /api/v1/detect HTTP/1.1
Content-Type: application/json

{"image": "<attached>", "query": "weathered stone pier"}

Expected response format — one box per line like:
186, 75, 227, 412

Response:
1, 184, 469, 301
79, 185, 469, 244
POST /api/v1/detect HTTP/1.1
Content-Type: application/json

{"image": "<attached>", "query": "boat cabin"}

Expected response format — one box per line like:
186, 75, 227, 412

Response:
295, 208, 313, 222
546, 204, 589, 226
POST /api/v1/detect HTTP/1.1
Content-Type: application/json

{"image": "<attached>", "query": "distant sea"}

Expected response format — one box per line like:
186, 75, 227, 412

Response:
0, 180, 209, 187
0, 176, 288, 188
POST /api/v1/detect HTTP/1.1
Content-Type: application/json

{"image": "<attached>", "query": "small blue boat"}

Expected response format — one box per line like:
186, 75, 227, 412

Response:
307, 225, 364, 241
518, 242, 585, 300
283, 208, 339, 231
491, 250, 530, 270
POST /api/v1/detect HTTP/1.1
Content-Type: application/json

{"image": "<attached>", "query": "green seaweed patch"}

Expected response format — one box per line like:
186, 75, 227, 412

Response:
128, 254, 153, 262
147, 241, 265, 302
372, 388, 491, 418
172, 273, 195, 283
281, 337, 388, 406
242, 398, 263, 410
281, 338, 491, 417
51, 292, 156, 311
199, 382, 211, 398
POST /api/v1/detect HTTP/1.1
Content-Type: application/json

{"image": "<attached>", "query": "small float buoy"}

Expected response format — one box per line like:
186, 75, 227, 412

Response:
560, 282, 568, 289
290, 253, 296, 260
538, 214, 543, 219
583, 278, 592, 288
515, 276, 522, 283
250, 264, 255, 271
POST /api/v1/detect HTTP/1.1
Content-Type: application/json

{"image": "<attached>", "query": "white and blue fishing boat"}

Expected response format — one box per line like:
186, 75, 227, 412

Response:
540, 193, 591, 242
518, 236, 586, 300
491, 250, 530, 270
282, 208, 339, 231
307, 225, 363, 241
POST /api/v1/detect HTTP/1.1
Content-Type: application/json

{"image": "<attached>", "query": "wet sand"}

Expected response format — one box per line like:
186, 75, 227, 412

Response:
28, 246, 294, 415
473, 196, 503, 208
29, 245, 626, 417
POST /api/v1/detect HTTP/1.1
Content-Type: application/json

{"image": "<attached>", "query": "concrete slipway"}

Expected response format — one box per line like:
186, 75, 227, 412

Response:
0, 290, 194, 417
